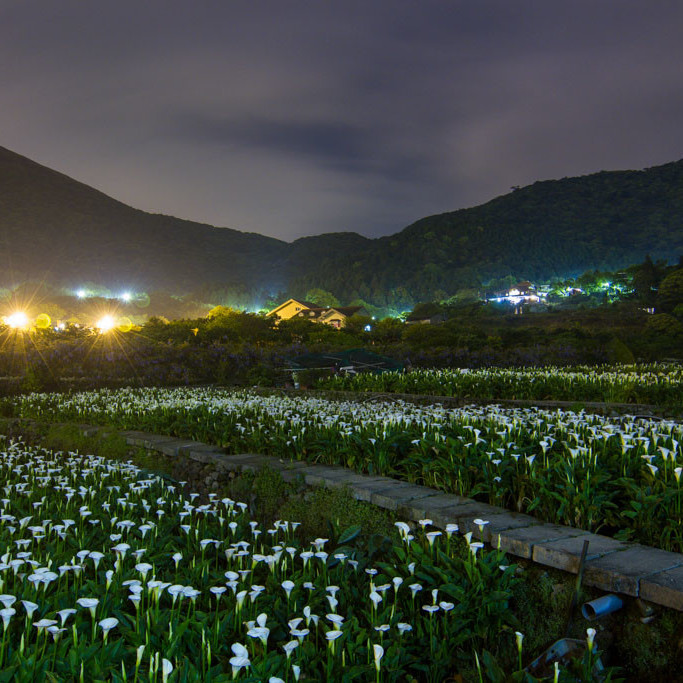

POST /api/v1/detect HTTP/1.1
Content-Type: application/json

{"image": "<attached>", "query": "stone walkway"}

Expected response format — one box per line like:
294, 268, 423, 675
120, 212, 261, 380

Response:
101, 426, 683, 611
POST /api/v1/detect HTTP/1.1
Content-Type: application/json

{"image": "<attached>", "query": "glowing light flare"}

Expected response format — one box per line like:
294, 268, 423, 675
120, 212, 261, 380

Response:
96, 315, 116, 333
5, 311, 29, 329
120, 292, 132, 302
77, 289, 87, 299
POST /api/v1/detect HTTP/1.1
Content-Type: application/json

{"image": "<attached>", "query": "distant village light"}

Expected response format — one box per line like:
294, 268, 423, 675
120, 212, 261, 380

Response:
120, 292, 132, 302
77, 289, 87, 298
97, 315, 115, 333
5, 311, 29, 329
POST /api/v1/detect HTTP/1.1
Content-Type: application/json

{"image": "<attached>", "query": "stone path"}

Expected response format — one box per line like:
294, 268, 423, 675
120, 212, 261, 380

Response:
96, 426, 683, 610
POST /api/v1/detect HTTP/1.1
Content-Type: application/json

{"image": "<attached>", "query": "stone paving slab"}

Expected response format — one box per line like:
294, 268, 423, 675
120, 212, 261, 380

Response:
640, 566, 683, 611
583, 545, 683, 597
186, 449, 225, 465
350, 477, 412, 502
497, 523, 590, 560
156, 440, 203, 457
429, 501, 509, 530
401, 492, 474, 520
217, 454, 280, 472
369, 484, 444, 511
120, 430, 156, 446
457, 510, 539, 543
300, 466, 362, 487
106, 429, 683, 610
532, 533, 627, 573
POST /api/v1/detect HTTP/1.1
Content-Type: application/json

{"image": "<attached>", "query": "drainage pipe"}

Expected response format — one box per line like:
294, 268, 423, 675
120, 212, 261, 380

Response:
581, 594, 624, 620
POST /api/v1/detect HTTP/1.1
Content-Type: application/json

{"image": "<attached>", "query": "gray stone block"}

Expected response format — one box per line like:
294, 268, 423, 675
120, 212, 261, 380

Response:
640, 566, 683, 610
127, 433, 187, 450
457, 510, 539, 543
532, 533, 627, 573
301, 466, 359, 487
156, 440, 201, 457
223, 454, 280, 472
498, 524, 589, 560
369, 483, 442, 511
120, 430, 155, 446
78, 424, 102, 438
402, 493, 475, 520
584, 545, 683, 597
440, 510, 540, 546
429, 502, 507, 531
348, 477, 407, 502
186, 449, 224, 465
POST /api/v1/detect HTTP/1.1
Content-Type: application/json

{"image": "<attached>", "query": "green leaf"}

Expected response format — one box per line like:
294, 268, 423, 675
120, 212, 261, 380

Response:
337, 524, 362, 545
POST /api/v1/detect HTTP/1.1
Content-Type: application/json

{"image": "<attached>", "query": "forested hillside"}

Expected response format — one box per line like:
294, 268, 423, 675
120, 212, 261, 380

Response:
289, 161, 683, 305
1, 144, 681, 307
0, 145, 285, 293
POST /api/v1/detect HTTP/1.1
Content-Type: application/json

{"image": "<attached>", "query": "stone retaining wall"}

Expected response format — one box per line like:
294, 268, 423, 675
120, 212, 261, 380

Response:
105, 426, 683, 612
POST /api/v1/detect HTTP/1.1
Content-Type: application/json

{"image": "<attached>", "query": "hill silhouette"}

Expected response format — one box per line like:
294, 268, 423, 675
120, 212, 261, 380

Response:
1, 145, 681, 306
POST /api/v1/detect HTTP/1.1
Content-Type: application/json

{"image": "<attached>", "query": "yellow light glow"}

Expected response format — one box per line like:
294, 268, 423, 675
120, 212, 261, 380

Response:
5, 311, 29, 329
35, 313, 51, 329
117, 316, 133, 333
96, 315, 116, 333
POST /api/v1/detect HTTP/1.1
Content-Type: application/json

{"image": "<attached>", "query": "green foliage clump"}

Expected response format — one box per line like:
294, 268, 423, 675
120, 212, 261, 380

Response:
606, 337, 635, 365
657, 268, 683, 313
645, 313, 683, 338
279, 483, 396, 542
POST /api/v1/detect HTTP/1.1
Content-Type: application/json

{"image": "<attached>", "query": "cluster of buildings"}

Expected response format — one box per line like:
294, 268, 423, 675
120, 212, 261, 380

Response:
485, 280, 548, 314
267, 299, 364, 328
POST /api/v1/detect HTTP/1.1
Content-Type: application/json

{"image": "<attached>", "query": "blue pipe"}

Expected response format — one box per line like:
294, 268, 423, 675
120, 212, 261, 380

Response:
581, 594, 624, 620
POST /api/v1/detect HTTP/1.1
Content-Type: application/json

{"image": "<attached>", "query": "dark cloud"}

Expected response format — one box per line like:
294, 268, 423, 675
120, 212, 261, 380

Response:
1, 1, 682, 240
177, 116, 372, 173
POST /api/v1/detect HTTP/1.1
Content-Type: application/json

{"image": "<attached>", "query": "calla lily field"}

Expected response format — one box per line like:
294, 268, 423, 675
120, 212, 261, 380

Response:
6, 385, 682, 550
0, 363, 681, 680
0, 436, 563, 681
320, 364, 683, 408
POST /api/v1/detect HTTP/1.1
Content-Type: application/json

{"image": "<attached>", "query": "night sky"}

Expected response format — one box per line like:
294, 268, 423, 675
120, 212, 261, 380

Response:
2, 1, 682, 242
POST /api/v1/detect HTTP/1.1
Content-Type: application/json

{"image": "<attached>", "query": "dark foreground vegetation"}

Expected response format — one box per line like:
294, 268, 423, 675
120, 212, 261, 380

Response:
0, 296, 681, 397
2, 419, 682, 681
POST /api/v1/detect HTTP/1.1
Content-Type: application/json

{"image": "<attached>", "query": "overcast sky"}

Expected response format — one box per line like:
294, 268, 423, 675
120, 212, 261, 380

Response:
2, 1, 682, 241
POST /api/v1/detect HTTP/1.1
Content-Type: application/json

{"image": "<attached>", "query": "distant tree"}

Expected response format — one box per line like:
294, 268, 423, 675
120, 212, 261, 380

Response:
343, 314, 372, 336
348, 298, 381, 318
304, 288, 340, 307
206, 305, 237, 319
371, 317, 404, 343
632, 255, 659, 305
407, 302, 443, 320
442, 289, 479, 308
657, 270, 683, 313
645, 313, 683, 339
264, 291, 288, 311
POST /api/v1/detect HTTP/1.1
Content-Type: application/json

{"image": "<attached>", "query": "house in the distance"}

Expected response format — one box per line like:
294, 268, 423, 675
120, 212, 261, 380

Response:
316, 306, 364, 329
267, 299, 364, 328
484, 280, 547, 314
266, 299, 320, 322
405, 311, 447, 325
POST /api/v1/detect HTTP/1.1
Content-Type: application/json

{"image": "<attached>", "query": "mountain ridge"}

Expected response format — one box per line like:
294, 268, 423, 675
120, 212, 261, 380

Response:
1, 144, 681, 306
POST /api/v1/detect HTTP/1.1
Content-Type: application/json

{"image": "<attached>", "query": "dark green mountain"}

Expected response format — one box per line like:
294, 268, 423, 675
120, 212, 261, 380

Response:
1, 144, 682, 306
0, 145, 285, 293
290, 161, 683, 304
